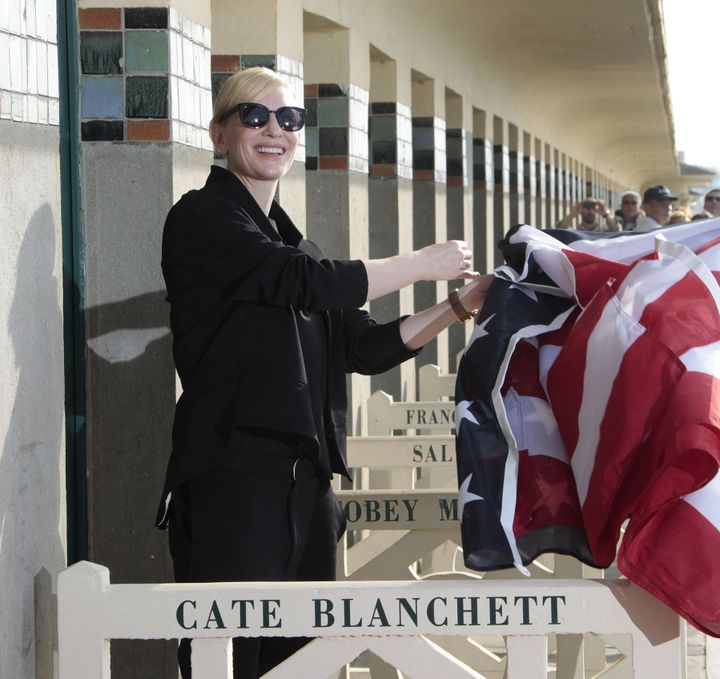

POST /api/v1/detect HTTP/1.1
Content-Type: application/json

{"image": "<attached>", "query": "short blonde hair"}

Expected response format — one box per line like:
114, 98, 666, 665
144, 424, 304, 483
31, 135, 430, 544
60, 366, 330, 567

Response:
211, 67, 291, 127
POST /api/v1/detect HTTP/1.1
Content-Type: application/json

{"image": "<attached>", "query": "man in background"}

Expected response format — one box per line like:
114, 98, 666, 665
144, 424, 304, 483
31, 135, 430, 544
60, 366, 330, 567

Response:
557, 198, 619, 231
616, 191, 643, 230
637, 185, 677, 229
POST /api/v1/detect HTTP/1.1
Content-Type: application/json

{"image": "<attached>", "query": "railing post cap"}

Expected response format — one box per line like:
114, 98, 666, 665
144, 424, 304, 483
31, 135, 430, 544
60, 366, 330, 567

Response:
59, 560, 111, 587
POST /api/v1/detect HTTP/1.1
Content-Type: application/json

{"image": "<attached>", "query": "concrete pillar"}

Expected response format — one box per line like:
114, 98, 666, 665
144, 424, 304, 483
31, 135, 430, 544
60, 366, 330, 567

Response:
553, 149, 563, 225
535, 138, 546, 228
1, 4, 65, 677
367, 52, 415, 401
493, 115, 510, 267
210, 0, 306, 221
568, 158, 577, 205
523, 131, 535, 226
473, 108, 495, 274
585, 166, 592, 201
411, 71, 448, 373
559, 152, 569, 220
304, 22, 372, 433
77, 1, 214, 675
546, 144, 556, 227
445, 88, 473, 372
508, 123, 523, 227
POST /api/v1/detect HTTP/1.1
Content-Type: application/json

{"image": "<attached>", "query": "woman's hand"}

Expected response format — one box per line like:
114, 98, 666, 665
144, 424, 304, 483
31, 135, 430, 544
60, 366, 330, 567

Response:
457, 274, 494, 316
417, 240, 479, 281
399, 274, 495, 350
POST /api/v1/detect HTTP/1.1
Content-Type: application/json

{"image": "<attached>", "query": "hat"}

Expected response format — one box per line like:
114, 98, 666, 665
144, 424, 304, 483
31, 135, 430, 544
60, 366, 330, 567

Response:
643, 185, 678, 202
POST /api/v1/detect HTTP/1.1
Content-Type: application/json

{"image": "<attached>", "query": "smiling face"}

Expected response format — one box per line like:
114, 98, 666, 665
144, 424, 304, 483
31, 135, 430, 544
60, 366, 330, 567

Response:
211, 85, 299, 187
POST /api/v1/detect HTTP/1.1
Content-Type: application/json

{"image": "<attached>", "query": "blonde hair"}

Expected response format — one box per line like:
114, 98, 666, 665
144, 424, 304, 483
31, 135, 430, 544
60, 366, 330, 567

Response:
210, 67, 292, 127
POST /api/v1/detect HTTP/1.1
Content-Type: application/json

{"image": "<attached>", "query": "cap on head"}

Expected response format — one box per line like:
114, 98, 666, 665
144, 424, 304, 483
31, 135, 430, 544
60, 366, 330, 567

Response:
642, 185, 678, 202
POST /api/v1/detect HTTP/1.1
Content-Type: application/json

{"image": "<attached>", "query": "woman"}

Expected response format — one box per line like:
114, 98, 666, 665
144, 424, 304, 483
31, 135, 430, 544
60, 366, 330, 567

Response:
157, 67, 490, 678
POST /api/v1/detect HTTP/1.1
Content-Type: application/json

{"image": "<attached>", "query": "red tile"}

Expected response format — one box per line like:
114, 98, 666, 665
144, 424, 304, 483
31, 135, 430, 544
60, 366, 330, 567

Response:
370, 164, 397, 178
319, 156, 348, 170
211, 55, 240, 72
413, 169, 435, 182
79, 8, 122, 30
127, 120, 170, 142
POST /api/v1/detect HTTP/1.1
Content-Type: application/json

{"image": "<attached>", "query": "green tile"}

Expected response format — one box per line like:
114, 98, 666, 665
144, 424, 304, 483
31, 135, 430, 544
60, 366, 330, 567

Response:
126, 76, 168, 118
80, 31, 122, 74
370, 115, 396, 141
125, 31, 168, 74
318, 98, 348, 127
304, 128, 318, 156
240, 54, 276, 70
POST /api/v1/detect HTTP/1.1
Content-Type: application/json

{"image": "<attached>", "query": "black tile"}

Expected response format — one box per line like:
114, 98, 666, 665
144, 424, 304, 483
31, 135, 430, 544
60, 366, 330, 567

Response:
304, 98, 317, 127
81, 120, 124, 141
124, 7, 168, 29
372, 140, 396, 165
447, 159, 463, 177
446, 137, 463, 158
371, 102, 396, 114
446, 128, 463, 138
412, 117, 434, 128
413, 149, 434, 170
306, 157, 318, 171
80, 31, 122, 74
473, 163, 486, 182
318, 84, 348, 97
473, 137, 486, 146
126, 76, 168, 118
240, 55, 275, 70
212, 73, 230, 104
319, 128, 347, 156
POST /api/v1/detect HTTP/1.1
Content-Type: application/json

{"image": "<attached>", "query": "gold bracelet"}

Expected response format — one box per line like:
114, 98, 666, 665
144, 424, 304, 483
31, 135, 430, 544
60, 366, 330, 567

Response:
448, 288, 477, 323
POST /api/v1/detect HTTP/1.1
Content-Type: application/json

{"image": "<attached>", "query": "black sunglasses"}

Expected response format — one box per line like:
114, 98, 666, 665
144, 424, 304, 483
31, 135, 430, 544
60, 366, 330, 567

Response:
707, 196, 720, 202
219, 102, 306, 132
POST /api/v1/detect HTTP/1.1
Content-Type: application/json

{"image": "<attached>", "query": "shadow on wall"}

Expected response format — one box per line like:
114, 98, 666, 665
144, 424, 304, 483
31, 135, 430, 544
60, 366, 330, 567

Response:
1, 204, 65, 679
83, 290, 178, 677
2, 202, 178, 677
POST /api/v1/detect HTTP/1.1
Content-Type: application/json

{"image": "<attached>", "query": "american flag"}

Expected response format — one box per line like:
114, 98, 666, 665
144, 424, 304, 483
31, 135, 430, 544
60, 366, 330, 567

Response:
455, 219, 720, 635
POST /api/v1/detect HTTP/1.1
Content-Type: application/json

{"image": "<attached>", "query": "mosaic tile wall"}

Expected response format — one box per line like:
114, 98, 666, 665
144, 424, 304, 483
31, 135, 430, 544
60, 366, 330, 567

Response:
493, 143, 509, 193
536, 158, 546, 197
412, 116, 446, 183
472, 138, 493, 191
509, 149, 520, 194
211, 53, 305, 163
368, 101, 412, 180
0, 0, 59, 124
524, 153, 536, 197
304, 83, 368, 172
446, 128, 467, 187
79, 6, 212, 147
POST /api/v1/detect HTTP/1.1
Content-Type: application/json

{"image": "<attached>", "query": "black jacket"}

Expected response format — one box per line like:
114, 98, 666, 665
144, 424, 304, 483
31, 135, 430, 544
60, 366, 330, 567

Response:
156, 165, 418, 526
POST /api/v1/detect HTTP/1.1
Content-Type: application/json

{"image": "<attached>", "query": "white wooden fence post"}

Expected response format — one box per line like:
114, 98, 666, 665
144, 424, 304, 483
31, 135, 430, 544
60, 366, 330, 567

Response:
506, 635, 548, 679
57, 561, 111, 679
191, 638, 233, 678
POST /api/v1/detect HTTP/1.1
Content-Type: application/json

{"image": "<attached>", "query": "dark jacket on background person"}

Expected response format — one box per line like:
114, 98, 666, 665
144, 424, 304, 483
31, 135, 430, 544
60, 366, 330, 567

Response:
155, 165, 418, 526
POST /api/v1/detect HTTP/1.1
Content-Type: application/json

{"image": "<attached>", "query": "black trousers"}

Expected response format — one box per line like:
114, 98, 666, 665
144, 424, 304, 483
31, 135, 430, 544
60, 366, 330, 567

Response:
169, 436, 346, 678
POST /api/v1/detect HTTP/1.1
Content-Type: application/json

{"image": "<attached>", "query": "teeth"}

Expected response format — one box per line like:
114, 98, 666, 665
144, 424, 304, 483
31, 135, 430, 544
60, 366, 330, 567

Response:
257, 147, 284, 154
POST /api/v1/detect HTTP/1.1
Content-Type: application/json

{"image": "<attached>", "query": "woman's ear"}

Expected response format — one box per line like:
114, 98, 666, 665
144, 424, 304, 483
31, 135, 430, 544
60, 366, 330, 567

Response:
209, 123, 227, 156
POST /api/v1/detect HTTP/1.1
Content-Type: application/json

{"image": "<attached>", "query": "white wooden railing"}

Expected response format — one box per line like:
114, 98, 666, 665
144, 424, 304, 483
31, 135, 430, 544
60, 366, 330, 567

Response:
56, 365, 686, 677
57, 561, 683, 678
